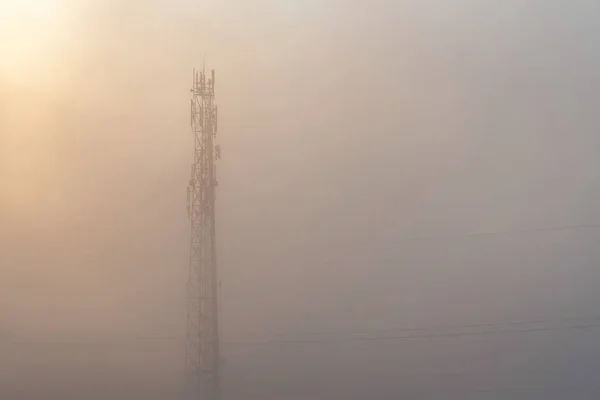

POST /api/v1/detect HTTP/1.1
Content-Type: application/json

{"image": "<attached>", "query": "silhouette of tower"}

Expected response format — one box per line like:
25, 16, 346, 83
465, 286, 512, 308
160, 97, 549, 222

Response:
185, 67, 220, 400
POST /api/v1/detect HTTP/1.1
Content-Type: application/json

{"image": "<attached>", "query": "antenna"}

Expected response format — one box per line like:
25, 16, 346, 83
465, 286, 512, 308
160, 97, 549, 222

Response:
185, 66, 221, 400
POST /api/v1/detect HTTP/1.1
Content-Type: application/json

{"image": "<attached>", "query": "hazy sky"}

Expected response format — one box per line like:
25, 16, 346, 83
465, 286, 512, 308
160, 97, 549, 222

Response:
2, 0, 600, 398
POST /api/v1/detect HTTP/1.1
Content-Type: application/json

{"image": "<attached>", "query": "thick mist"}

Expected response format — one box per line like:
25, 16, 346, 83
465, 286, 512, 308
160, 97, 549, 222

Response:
2, 0, 600, 398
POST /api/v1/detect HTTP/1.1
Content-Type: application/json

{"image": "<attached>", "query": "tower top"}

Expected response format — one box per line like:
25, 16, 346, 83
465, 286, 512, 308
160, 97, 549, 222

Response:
191, 68, 215, 98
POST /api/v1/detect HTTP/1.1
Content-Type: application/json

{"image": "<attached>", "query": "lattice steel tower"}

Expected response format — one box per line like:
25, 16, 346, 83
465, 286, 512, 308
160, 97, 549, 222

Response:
186, 67, 221, 400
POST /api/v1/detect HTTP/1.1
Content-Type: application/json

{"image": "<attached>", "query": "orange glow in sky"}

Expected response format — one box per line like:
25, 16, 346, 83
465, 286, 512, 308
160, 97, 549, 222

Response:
0, 0, 70, 84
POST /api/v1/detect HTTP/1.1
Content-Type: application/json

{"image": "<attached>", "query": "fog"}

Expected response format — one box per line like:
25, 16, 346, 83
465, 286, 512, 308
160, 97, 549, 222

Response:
2, 0, 600, 398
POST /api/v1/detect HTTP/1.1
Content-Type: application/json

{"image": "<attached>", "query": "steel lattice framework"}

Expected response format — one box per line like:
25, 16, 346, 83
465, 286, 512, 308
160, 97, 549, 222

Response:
186, 67, 220, 400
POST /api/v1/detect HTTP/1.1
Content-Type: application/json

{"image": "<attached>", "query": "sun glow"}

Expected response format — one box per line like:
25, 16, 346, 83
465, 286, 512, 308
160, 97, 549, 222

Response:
1, 1, 73, 225
0, 0, 64, 19
0, 0, 69, 83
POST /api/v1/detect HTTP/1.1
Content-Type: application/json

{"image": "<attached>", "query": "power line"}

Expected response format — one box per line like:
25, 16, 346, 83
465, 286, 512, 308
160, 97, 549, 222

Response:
234, 382, 600, 397
225, 315, 600, 340
226, 321, 600, 346
316, 222, 600, 254
406, 222, 600, 241
77, 202, 600, 249
5, 316, 600, 347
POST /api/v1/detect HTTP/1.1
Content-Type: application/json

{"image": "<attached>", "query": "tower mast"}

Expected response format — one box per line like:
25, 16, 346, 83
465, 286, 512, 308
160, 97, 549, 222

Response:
186, 67, 220, 400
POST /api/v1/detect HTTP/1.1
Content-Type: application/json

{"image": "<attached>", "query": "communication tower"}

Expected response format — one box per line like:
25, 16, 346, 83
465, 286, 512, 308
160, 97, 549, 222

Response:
185, 67, 220, 400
